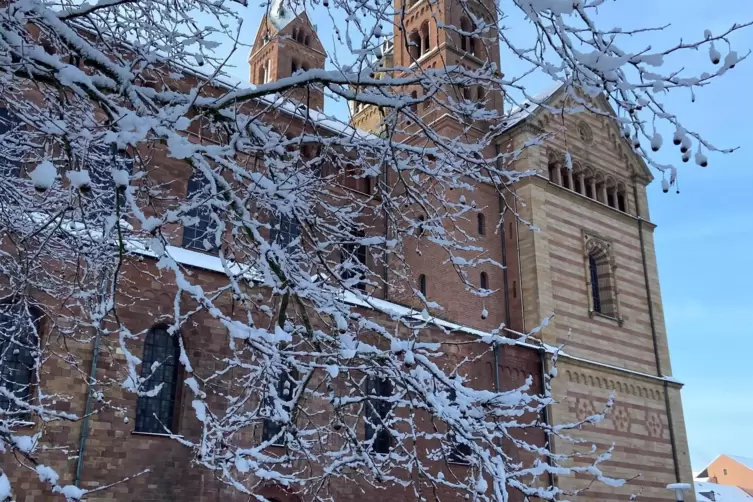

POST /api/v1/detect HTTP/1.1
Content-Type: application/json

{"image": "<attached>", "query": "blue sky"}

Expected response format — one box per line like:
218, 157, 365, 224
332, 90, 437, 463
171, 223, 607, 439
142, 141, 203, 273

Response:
213, 0, 752, 471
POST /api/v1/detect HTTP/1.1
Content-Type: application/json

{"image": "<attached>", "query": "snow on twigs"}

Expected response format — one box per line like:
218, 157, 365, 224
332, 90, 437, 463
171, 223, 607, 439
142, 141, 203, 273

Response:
0, 0, 747, 498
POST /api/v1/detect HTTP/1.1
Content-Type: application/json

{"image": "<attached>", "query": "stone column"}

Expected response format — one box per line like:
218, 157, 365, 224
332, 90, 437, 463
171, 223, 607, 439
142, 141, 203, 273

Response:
589, 178, 597, 199
599, 183, 608, 203
577, 173, 586, 195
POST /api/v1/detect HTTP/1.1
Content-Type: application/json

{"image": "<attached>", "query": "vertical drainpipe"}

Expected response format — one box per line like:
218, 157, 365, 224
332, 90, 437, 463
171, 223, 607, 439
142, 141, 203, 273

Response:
632, 180, 681, 484
74, 330, 101, 487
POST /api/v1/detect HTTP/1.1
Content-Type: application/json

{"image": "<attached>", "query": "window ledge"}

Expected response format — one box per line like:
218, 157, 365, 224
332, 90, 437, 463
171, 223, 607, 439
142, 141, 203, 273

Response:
131, 431, 184, 439
589, 310, 623, 326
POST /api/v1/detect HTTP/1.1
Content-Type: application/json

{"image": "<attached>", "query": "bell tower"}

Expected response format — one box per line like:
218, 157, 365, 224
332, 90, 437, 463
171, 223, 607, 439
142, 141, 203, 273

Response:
248, 2, 327, 111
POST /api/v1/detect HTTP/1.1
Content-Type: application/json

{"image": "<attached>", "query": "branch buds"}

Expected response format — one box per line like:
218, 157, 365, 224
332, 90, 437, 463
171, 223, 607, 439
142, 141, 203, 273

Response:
673, 125, 685, 145
661, 178, 669, 193
651, 133, 663, 152
695, 150, 708, 167
680, 135, 692, 154
709, 43, 721, 65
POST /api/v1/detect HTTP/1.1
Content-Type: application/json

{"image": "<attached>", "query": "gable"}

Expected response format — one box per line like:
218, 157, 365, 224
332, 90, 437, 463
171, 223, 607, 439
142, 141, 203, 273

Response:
520, 84, 653, 185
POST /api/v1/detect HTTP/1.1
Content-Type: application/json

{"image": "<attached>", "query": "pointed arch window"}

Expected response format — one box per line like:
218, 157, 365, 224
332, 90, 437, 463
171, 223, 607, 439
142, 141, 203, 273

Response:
418, 274, 427, 297
480, 272, 488, 290
135, 326, 181, 434
0, 303, 41, 413
477, 213, 486, 235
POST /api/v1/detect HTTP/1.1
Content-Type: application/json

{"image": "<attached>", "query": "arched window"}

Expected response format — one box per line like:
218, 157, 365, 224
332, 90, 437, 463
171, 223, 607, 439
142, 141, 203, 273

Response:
182, 174, 216, 252
0, 303, 40, 413
480, 272, 488, 290
418, 274, 427, 296
606, 187, 617, 208
573, 173, 583, 194
477, 213, 485, 235
304, 35, 310, 46
291, 59, 298, 74
477, 87, 485, 101
547, 159, 560, 185
560, 166, 571, 190
408, 31, 421, 60
585, 179, 594, 199
459, 17, 476, 55
617, 192, 627, 212
463, 86, 472, 101
135, 326, 181, 434
419, 22, 430, 56
587, 241, 617, 317
257, 65, 265, 84
460, 17, 471, 52
364, 375, 393, 454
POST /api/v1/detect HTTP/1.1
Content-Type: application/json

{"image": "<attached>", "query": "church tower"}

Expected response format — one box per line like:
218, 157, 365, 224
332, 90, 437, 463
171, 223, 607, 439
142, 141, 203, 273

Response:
248, 1, 327, 111
352, 0, 505, 133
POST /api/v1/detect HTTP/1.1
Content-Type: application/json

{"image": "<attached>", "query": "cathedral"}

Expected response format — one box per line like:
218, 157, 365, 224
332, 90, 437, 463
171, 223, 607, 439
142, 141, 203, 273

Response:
246, 0, 696, 500
0, 0, 696, 499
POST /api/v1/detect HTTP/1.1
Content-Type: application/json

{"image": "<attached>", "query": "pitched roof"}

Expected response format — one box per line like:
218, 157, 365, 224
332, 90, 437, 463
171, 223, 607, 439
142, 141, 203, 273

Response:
728, 455, 753, 471
696, 481, 753, 502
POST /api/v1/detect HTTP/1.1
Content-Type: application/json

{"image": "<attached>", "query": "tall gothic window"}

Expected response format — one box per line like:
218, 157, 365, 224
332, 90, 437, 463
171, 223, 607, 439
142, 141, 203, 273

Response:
364, 375, 392, 454
419, 274, 427, 297
588, 254, 601, 313
182, 174, 216, 251
480, 272, 488, 290
135, 326, 181, 434
262, 368, 298, 446
477, 213, 486, 235
587, 240, 617, 317
0, 303, 41, 414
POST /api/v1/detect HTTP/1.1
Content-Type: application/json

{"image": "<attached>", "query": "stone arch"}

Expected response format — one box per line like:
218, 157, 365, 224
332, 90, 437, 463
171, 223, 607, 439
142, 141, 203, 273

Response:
588, 375, 594, 387
408, 31, 421, 60
419, 21, 430, 56
585, 235, 618, 317
573, 372, 580, 384
566, 370, 573, 381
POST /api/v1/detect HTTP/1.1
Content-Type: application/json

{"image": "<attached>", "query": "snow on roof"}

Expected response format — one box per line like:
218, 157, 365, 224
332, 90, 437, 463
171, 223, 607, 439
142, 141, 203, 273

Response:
695, 481, 753, 502
267, 0, 299, 31
728, 455, 753, 471
501, 81, 564, 132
